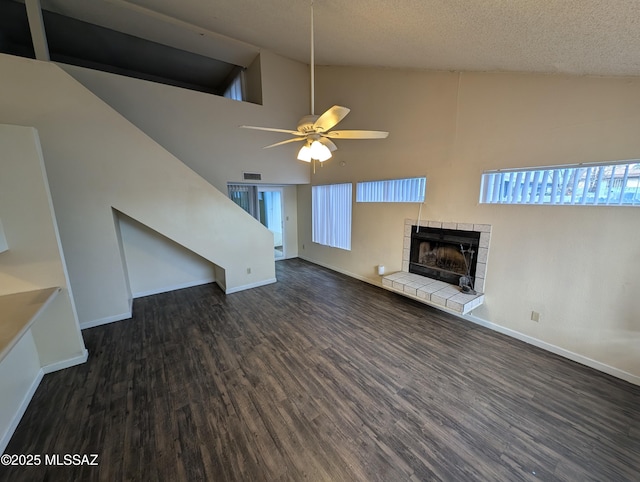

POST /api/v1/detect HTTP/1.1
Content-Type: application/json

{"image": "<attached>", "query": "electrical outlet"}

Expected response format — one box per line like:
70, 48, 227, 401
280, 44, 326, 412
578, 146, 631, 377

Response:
246, 267, 251, 274
531, 311, 540, 322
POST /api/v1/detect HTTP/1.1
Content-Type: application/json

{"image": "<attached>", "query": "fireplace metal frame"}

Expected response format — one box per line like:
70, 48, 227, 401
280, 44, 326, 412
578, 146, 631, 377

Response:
409, 226, 481, 286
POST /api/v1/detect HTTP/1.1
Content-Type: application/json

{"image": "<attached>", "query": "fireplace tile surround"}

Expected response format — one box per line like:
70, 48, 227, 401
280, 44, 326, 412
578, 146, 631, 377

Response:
382, 219, 491, 315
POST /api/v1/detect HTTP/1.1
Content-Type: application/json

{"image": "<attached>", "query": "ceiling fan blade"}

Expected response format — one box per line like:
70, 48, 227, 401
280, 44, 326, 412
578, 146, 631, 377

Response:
240, 125, 304, 136
318, 137, 338, 151
264, 137, 306, 149
325, 130, 389, 139
313, 105, 350, 132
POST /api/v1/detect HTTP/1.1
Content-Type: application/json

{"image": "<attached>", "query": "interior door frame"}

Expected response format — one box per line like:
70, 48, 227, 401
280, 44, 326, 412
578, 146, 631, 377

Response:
258, 186, 285, 260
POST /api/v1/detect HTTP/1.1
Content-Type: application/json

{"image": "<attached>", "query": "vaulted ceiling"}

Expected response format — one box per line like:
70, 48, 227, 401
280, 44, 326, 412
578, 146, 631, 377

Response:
25, 0, 640, 77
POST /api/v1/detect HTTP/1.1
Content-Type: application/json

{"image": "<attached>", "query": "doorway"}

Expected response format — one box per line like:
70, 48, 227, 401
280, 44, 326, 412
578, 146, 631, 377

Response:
258, 187, 284, 260
228, 184, 285, 260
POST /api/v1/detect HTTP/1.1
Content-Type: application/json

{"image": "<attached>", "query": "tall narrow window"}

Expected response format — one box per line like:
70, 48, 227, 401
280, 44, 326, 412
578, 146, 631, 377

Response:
356, 177, 426, 203
312, 183, 352, 251
480, 161, 640, 206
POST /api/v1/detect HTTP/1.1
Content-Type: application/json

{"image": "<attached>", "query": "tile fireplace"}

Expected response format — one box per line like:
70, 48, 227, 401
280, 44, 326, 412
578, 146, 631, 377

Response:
382, 219, 491, 314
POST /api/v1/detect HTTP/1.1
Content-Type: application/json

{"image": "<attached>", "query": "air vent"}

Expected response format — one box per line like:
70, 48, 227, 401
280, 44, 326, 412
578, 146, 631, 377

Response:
243, 172, 262, 181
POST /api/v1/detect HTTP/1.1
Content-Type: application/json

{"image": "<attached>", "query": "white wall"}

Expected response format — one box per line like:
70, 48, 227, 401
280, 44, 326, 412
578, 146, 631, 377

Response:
60, 52, 306, 268
0, 124, 87, 453
60, 50, 311, 193
118, 214, 216, 298
0, 54, 281, 327
281, 185, 299, 258
0, 124, 86, 365
300, 67, 640, 382
0, 331, 41, 454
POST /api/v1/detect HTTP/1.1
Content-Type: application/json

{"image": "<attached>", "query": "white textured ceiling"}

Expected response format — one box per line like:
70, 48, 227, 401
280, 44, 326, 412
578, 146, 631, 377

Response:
42, 0, 640, 76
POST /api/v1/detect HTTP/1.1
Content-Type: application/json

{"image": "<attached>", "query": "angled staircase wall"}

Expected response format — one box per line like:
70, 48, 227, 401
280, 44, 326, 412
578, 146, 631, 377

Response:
0, 53, 276, 327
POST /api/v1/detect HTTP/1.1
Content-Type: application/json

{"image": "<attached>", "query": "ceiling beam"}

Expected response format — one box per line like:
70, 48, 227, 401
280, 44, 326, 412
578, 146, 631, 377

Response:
25, 0, 50, 61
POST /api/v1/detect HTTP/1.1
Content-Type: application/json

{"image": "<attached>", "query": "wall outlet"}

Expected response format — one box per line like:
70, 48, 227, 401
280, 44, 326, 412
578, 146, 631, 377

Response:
246, 267, 251, 274
531, 311, 540, 322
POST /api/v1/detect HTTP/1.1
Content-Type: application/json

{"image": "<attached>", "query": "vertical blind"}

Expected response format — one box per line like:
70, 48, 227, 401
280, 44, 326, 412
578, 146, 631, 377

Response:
223, 71, 244, 101
312, 183, 352, 251
480, 161, 640, 206
227, 184, 259, 217
356, 177, 426, 203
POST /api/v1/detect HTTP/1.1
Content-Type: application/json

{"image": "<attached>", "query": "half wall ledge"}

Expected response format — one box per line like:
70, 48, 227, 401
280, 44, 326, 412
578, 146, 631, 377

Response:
382, 272, 484, 315
0, 287, 61, 363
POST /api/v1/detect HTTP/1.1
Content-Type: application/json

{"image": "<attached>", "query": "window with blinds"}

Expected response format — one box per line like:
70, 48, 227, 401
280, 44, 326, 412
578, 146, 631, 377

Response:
228, 183, 258, 217
223, 70, 245, 101
480, 161, 640, 206
312, 183, 352, 251
356, 177, 426, 203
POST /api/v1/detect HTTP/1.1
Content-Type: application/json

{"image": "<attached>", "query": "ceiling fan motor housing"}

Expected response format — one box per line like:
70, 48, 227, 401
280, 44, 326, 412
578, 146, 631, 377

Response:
297, 114, 320, 133
239, 3, 388, 158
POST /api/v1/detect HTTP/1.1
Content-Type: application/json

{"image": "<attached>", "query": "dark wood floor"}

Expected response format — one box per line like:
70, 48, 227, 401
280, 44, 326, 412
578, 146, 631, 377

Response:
2, 258, 639, 481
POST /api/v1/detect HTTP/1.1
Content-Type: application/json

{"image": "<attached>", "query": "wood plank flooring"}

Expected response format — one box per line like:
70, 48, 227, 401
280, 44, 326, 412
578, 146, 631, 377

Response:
2, 258, 639, 481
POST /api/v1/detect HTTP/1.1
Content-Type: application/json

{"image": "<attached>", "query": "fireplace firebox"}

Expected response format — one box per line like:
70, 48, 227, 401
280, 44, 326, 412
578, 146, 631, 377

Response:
409, 226, 481, 287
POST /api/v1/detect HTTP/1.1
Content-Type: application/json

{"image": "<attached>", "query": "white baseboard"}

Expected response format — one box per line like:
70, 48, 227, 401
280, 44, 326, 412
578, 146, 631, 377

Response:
42, 349, 88, 374
463, 314, 640, 386
297, 256, 379, 286
298, 256, 640, 387
80, 310, 131, 330
0, 369, 43, 455
214, 279, 226, 293
225, 277, 277, 294
132, 277, 216, 299
0, 349, 90, 454
80, 276, 276, 328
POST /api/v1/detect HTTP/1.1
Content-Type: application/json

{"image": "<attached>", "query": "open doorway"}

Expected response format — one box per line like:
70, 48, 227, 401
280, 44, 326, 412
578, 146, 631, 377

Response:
228, 184, 285, 260
258, 187, 284, 260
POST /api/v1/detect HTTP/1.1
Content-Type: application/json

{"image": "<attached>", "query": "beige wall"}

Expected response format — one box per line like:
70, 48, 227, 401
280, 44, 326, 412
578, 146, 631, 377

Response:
0, 124, 86, 365
60, 50, 311, 193
61, 52, 306, 263
300, 67, 640, 381
281, 185, 299, 259
0, 54, 282, 327
118, 214, 216, 298
0, 124, 87, 452
0, 331, 40, 454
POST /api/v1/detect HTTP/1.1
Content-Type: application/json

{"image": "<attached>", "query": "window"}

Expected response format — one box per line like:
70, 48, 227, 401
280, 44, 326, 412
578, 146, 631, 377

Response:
223, 70, 245, 101
228, 184, 258, 217
480, 161, 640, 206
312, 183, 352, 250
356, 177, 426, 203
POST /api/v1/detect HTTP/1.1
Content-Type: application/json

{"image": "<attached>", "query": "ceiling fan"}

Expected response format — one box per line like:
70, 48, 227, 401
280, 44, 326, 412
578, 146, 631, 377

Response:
241, 1, 389, 166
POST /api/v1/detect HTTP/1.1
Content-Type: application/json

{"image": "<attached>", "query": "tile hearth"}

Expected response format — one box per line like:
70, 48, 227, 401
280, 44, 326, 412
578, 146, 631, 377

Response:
381, 218, 491, 315
382, 271, 484, 315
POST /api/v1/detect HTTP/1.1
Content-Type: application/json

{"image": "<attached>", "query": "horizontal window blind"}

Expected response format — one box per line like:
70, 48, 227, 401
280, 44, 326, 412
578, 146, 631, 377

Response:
480, 161, 640, 206
356, 177, 426, 203
312, 183, 352, 251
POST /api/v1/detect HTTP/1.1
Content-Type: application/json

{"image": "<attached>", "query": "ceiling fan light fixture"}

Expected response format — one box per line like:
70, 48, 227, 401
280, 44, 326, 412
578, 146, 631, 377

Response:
240, 1, 388, 168
297, 140, 332, 162
297, 145, 313, 162
310, 140, 332, 162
